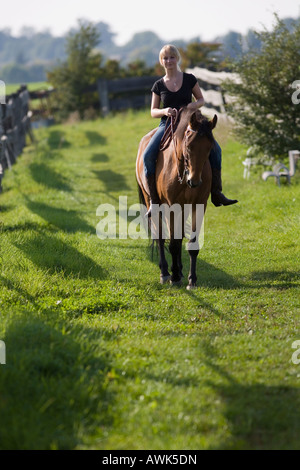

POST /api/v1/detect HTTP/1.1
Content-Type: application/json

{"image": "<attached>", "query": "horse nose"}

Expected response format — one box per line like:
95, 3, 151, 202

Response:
187, 178, 202, 188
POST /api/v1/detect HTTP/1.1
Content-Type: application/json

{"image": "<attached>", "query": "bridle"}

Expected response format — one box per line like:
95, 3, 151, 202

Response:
159, 109, 198, 184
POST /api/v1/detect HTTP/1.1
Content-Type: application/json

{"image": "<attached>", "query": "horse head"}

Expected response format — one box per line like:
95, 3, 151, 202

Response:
182, 111, 217, 188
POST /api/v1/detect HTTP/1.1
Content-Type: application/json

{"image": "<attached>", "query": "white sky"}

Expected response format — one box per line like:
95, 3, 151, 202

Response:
3, 0, 300, 44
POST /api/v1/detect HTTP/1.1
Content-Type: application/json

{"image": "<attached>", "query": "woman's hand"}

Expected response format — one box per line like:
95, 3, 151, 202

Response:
165, 107, 177, 117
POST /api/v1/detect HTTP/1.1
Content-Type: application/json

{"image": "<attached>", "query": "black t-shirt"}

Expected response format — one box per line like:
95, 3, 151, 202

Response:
151, 72, 198, 120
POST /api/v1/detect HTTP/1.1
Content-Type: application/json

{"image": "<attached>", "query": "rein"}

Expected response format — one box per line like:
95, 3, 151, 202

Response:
159, 108, 189, 184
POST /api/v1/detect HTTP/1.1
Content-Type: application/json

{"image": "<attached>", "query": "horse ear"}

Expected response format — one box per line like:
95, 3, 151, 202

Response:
210, 114, 218, 129
189, 112, 198, 131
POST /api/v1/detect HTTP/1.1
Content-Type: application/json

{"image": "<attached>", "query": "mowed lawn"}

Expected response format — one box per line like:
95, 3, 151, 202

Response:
0, 110, 299, 450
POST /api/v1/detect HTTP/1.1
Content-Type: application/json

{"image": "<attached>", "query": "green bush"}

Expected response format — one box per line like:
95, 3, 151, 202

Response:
225, 15, 300, 159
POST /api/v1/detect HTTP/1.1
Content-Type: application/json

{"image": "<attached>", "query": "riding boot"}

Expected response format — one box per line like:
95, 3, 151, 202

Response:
211, 168, 238, 207
146, 174, 160, 217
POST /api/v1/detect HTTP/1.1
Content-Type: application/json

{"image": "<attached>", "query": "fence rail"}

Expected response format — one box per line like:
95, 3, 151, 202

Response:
97, 76, 161, 115
0, 85, 34, 193
96, 69, 234, 116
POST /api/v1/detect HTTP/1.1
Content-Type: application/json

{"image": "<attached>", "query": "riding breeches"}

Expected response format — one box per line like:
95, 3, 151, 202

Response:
143, 120, 167, 177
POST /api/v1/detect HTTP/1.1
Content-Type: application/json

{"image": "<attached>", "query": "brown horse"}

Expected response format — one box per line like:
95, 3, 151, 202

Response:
136, 107, 217, 289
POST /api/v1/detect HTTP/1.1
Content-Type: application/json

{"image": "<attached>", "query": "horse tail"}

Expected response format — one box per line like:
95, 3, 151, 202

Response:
137, 179, 146, 208
136, 178, 157, 257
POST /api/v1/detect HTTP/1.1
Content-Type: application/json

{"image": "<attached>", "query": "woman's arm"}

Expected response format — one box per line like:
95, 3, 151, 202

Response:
187, 82, 205, 111
150, 92, 177, 118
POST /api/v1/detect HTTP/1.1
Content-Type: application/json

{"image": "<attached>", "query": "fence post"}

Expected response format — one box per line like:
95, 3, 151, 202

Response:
0, 84, 35, 195
0, 80, 5, 105
0, 340, 6, 364
98, 79, 109, 116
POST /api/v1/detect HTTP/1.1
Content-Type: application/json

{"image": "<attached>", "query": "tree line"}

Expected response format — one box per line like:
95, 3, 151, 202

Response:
47, 15, 300, 161
0, 16, 297, 84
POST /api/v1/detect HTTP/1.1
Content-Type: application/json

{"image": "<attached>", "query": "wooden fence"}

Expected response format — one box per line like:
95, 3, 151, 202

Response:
0, 85, 34, 193
185, 66, 240, 117
96, 68, 238, 116
97, 76, 161, 115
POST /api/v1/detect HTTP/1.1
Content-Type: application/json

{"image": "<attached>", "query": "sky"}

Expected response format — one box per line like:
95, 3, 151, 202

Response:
3, 0, 300, 44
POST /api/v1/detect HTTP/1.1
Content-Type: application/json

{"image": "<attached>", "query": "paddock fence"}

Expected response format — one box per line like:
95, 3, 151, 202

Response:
0, 85, 34, 193
0, 85, 58, 193
96, 68, 239, 117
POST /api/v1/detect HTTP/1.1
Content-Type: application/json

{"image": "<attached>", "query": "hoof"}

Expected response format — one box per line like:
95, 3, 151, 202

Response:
186, 283, 197, 290
160, 274, 171, 284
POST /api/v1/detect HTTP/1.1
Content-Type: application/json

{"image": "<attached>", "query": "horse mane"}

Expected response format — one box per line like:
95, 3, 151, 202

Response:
159, 107, 216, 155
175, 107, 215, 144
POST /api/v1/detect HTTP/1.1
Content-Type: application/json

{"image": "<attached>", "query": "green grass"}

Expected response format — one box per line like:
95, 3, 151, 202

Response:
0, 110, 299, 450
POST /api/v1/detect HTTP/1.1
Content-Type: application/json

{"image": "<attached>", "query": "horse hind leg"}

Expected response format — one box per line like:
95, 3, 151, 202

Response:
152, 211, 171, 284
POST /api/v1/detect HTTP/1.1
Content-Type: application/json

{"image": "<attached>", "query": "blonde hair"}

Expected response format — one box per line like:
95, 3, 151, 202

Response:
159, 44, 181, 70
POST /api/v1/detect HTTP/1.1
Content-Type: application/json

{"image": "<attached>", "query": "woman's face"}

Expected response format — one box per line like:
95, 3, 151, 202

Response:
161, 52, 178, 70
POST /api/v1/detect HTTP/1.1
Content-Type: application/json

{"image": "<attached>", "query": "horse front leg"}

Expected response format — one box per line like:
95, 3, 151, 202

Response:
169, 237, 183, 286
187, 237, 199, 289
186, 205, 203, 289
157, 237, 171, 284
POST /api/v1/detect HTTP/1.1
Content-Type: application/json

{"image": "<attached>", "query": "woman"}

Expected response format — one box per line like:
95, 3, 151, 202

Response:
143, 44, 237, 216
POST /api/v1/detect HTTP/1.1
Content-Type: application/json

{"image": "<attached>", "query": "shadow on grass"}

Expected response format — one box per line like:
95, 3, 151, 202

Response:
1, 221, 56, 233
196, 259, 241, 289
214, 382, 299, 449
47, 130, 71, 149
141, 338, 299, 449
14, 230, 107, 280
0, 274, 38, 306
26, 199, 94, 234
200, 340, 300, 450
0, 204, 13, 213
0, 314, 114, 449
29, 162, 72, 192
91, 153, 110, 163
250, 270, 300, 289
149, 244, 242, 290
85, 131, 107, 146
93, 169, 131, 192
147, 242, 299, 292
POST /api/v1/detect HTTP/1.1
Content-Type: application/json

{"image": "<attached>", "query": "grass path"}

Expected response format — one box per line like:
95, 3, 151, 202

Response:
0, 110, 299, 449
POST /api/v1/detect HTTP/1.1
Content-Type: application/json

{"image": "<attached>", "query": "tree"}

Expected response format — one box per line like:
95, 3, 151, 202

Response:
183, 41, 222, 70
102, 59, 123, 79
220, 31, 243, 60
47, 19, 103, 119
224, 15, 300, 159
126, 59, 155, 77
